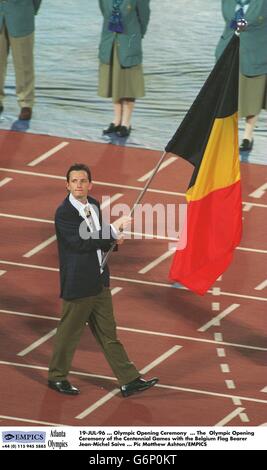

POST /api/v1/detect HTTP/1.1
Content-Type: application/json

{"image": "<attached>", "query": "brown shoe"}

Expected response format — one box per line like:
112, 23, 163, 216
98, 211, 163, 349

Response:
19, 107, 32, 120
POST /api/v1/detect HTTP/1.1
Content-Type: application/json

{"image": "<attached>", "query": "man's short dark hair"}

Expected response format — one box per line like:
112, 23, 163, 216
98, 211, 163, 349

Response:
66, 163, 92, 182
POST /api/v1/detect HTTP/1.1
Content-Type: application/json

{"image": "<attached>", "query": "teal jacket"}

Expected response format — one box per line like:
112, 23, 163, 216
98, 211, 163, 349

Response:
0, 0, 42, 38
98, 0, 150, 67
215, 0, 267, 76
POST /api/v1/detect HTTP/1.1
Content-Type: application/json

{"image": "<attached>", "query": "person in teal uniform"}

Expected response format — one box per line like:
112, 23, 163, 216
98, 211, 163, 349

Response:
0, 0, 42, 120
215, 0, 267, 151
98, 0, 150, 137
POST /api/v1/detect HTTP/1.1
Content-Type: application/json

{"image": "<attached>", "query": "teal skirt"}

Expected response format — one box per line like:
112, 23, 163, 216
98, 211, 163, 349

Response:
98, 40, 145, 102
239, 73, 267, 117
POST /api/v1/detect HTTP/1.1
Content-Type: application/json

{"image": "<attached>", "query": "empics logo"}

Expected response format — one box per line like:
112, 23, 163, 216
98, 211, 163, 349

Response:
3, 433, 14, 441
2, 431, 46, 443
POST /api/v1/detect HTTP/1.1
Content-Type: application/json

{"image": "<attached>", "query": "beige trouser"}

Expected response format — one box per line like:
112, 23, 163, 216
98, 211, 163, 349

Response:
48, 287, 140, 386
0, 25, 34, 108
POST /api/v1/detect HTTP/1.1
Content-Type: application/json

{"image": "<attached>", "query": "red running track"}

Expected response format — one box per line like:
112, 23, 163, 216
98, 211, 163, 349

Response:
0, 130, 266, 427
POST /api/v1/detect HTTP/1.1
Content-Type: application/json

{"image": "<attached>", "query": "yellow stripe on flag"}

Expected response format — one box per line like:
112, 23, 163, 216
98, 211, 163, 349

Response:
186, 112, 240, 202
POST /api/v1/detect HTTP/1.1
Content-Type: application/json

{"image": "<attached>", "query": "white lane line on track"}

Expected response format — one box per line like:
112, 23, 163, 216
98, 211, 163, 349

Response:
0, 213, 54, 224
137, 156, 177, 182
225, 380, 236, 389
232, 397, 242, 405
75, 345, 182, 419
138, 250, 174, 274
255, 279, 267, 291
110, 287, 123, 295
17, 329, 57, 357
1, 259, 267, 303
0, 177, 13, 187
1, 308, 266, 352
0, 414, 66, 427
242, 203, 253, 212
0, 309, 59, 321
237, 247, 267, 254
1, 167, 267, 208
212, 287, 221, 296
217, 348, 226, 357
215, 407, 245, 426
23, 235, 57, 258
140, 345, 182, 375
214, 332, 223, 342
249, 182, 267, 199
220, 364, 230, 373
212, 302, 220, 311
1, 360, 267, 405
76, 390, 121, 419
198, 304, 240, 332
0, 259, 58, 271
27, 142, 69, 167
239, 412, 250, 422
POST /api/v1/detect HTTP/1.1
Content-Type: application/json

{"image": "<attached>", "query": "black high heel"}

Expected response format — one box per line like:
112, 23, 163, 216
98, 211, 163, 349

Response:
116, 125, 131, 137
103, 123, 121, 135
239, 138, 253, 152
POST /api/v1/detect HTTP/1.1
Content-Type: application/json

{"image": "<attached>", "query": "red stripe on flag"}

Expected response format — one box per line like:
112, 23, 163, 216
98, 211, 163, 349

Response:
169, 180, 242, 295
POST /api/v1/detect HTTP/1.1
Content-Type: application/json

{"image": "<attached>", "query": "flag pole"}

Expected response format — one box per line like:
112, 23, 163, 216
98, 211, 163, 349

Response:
129, 150, 168, 216
101, 150, 168, 268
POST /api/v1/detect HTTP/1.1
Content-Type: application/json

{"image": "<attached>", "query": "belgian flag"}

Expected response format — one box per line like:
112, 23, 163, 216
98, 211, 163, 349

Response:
166, 35, 242, 295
